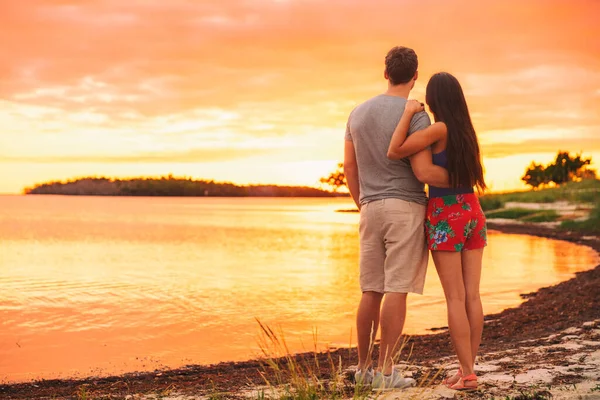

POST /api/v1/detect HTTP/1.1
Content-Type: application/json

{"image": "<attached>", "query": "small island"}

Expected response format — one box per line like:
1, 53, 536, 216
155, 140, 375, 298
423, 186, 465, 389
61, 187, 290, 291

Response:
24, 175, 348, 198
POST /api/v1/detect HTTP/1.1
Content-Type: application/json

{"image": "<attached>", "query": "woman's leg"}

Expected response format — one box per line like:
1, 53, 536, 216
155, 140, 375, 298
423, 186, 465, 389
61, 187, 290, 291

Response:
461, 248, 484, 367
432, 251, 474, 376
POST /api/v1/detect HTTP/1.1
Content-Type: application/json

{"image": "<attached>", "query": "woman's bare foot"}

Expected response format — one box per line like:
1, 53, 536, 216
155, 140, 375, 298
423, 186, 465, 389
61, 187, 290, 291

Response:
450, 374, 478, 391
443, 369, 462, 387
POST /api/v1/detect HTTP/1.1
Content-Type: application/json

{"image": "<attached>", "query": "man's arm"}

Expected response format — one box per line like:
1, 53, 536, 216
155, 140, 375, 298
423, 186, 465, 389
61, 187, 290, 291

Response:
409, 148, 450, 188
344, 140, 361, 210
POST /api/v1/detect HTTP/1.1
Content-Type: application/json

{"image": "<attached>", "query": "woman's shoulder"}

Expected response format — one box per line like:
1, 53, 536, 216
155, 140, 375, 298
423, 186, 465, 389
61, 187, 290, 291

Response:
429, 122, 448, 153
431, 121, 447, 130
426, 121, 448, 138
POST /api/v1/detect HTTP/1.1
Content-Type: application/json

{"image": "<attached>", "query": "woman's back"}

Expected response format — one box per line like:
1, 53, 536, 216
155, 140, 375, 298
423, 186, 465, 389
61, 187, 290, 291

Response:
426, 72, 486, 193
429, 150, 475, 198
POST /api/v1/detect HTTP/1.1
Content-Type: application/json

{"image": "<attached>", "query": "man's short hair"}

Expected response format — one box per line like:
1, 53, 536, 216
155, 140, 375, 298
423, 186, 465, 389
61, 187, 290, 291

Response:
385, 46, 418, 85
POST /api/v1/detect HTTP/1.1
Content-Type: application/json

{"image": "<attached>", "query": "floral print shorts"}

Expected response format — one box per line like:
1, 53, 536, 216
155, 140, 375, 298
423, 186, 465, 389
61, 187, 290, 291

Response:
425, 193, 487, 252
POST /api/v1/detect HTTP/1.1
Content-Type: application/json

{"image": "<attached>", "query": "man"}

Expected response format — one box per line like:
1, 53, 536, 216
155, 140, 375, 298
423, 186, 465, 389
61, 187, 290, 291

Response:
344, 46, 449, 390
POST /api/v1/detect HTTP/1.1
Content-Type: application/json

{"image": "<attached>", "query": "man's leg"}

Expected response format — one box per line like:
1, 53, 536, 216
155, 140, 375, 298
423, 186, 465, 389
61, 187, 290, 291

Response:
357, 291, 383, 371
377, 292, 407, 374
378, 199, 429, 375
357, 201, 385, 372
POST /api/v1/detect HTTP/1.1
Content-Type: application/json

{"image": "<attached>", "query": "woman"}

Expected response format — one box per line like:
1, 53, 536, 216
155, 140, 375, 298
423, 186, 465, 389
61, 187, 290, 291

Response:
387, 72, 487, 391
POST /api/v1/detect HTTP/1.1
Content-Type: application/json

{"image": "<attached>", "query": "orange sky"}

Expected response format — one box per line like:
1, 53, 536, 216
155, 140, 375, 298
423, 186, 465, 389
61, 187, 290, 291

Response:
1, 0, 599, 193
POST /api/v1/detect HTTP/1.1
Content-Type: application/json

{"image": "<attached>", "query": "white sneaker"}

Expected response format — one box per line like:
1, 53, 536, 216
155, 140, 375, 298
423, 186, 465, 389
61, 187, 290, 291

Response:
354, 368, 374, 385
372, 369, 416, 391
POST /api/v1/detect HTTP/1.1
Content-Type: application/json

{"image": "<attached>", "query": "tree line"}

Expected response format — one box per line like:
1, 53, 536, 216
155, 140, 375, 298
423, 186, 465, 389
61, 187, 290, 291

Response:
25, 151, 595, 197
25, 176, 345, 197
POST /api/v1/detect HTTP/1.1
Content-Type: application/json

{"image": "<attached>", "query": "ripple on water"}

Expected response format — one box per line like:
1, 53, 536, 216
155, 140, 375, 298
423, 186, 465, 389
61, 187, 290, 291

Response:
0, 196, 597, 382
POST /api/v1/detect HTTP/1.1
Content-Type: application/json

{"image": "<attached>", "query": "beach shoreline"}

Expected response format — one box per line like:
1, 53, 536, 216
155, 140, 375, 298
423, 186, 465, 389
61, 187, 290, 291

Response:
1, 223, 599, 399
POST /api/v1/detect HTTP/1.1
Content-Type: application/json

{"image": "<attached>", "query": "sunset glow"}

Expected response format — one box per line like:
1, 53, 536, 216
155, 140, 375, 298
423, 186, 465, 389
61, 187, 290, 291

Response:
1, 0, 599, 193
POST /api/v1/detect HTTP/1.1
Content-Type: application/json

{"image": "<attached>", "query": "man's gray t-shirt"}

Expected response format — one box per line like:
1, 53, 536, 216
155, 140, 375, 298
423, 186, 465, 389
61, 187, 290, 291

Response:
345, 94, 431, 206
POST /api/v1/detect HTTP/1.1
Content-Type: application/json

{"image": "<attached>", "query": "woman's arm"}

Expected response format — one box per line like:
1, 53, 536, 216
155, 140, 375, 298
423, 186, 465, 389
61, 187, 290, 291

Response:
387, 122, 447, 160
410, 149, 450, 188
387, 100, 424, 159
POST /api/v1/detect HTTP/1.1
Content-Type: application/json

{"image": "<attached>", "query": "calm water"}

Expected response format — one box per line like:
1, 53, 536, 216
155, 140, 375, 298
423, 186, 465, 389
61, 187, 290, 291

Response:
0, 195, 597, 382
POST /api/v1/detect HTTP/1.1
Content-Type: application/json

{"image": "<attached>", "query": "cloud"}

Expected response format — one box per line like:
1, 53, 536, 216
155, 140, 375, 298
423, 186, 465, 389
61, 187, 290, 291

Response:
0, 147, 272, 164
483, 136, 600, 158
0, 0, 599, 193
2, 0, 599, 116
463, 65, 600, 132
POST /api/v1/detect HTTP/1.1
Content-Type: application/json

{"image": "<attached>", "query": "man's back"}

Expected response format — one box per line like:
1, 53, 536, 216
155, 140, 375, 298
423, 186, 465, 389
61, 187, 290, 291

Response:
345, 94, 431, 205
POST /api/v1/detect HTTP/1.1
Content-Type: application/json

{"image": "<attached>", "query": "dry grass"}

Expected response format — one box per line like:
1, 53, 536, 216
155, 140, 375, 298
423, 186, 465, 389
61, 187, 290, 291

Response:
253, 319, 443, 400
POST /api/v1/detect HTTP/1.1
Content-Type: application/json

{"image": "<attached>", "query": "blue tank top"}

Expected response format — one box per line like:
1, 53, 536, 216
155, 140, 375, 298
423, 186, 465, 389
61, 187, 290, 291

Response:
428, 150, 474, 198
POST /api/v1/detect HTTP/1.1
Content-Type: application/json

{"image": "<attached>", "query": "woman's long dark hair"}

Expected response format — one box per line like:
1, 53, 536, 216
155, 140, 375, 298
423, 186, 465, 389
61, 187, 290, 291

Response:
426, 72, 487, 193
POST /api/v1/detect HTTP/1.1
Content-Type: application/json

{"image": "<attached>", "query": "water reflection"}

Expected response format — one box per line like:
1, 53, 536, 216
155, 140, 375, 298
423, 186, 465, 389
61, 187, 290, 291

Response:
0, 196, 597, 382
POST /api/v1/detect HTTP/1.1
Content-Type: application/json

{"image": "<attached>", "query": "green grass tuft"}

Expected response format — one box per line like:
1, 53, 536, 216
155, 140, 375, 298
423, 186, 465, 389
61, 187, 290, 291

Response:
76, 386, 91, 400
479, 196, 505, 212
479, 179, 600, 211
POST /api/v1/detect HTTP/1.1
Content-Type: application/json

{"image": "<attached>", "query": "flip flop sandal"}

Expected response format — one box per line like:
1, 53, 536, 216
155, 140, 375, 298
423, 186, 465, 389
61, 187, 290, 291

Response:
443, 368, 462, 388
450, 373, 478, 391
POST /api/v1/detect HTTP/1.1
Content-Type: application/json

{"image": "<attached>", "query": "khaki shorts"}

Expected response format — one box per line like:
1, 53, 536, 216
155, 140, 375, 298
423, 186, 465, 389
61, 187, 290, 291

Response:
359, 198, 428, 294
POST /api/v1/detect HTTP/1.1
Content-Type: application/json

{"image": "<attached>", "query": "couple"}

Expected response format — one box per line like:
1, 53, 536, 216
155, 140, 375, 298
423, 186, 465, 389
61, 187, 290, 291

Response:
344, 46, 487, 391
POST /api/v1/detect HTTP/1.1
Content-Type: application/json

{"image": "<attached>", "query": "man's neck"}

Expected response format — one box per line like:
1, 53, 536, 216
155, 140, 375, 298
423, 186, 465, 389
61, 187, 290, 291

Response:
384, 83, 412, 98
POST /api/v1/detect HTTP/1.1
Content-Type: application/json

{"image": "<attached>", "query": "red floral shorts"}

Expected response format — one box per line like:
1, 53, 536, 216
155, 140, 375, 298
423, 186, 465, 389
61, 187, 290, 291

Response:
425, 193, 487, 252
